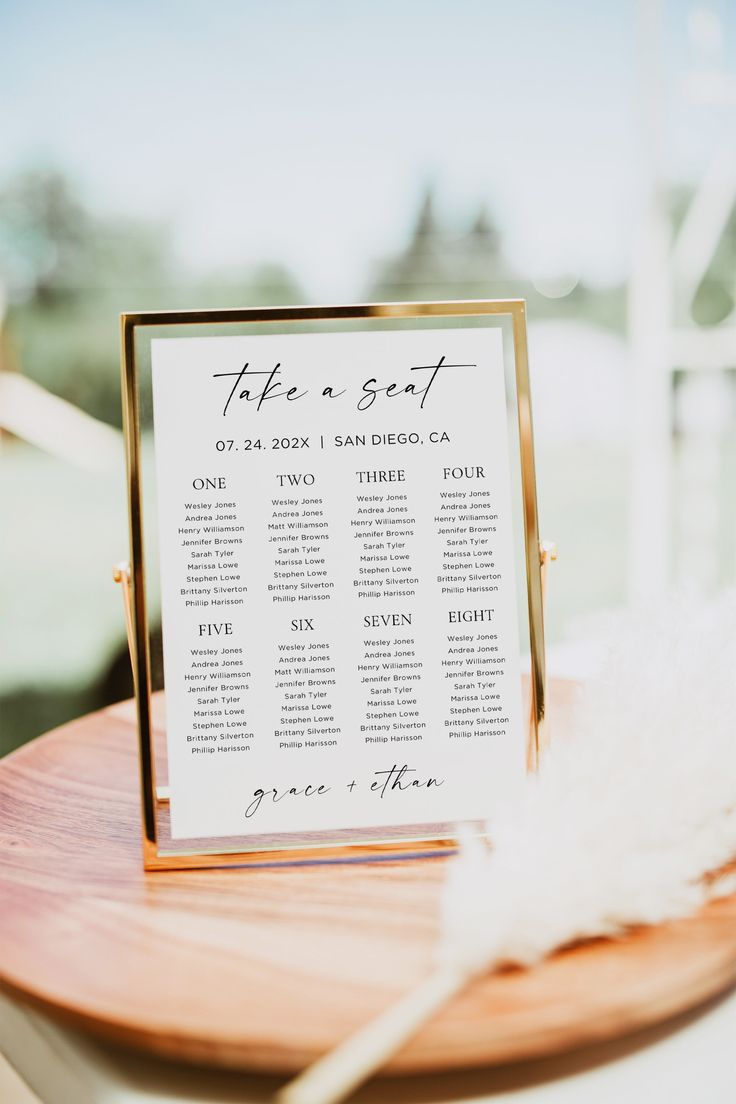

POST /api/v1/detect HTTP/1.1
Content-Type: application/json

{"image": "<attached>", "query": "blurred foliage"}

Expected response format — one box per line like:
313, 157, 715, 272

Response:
0, 169, 92, 303
368, 186, 627, 332
0, 169, 305, 427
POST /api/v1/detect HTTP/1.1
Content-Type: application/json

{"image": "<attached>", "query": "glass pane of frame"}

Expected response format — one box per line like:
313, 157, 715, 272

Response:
121, 302, 544, 868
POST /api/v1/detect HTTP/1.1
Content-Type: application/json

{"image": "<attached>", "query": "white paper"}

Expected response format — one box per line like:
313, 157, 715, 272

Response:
151, 327, 524, 840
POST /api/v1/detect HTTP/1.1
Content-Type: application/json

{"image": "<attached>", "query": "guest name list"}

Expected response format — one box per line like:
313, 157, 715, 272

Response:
151, 328, 524, 840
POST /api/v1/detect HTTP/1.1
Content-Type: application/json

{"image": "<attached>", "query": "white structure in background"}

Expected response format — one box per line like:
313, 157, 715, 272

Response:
0, 371, 122, 472
629, 0, 736, 600
528, 321, 628, 447
0, 283, 121, 472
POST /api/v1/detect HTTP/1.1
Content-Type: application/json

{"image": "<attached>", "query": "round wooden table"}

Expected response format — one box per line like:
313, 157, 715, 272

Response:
1, 687, 735, 1078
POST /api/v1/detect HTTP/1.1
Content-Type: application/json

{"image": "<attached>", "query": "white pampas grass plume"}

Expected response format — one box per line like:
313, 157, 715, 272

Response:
439, 592, 736, 975
278, 594, 736, 1104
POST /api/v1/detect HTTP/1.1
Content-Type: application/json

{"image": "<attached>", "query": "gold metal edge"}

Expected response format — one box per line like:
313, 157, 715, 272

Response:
120, 298, 526, 329
143, 836, 458, 872
510, 302, 545, 769
121, 315, 158, 855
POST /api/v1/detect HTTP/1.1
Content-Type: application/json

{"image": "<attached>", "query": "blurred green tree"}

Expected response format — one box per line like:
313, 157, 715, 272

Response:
0, 168, 174, 425
0, 169, 92, 304
0, 168, 306, 427
367, 184, 626, 331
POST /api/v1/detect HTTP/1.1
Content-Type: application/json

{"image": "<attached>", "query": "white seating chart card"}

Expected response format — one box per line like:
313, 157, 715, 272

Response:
151, 327, 524, 841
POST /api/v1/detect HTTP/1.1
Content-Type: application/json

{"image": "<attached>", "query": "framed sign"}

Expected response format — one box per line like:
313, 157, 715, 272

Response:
120, 301, 545, 870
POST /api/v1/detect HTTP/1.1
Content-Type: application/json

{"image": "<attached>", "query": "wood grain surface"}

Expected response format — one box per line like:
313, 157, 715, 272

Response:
1, 685, 735, 1075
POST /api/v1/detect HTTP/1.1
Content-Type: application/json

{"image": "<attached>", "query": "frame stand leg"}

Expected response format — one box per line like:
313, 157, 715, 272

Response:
528, 540, 557, 772
113, 561, 169, 804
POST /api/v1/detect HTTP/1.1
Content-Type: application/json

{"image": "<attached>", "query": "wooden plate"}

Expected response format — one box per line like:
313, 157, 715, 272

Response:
0, 684, 735, 1074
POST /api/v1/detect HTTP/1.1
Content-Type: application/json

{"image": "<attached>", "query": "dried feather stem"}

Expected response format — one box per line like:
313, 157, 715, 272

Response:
275, 964, 467, 1104
276, 867, 735, 1104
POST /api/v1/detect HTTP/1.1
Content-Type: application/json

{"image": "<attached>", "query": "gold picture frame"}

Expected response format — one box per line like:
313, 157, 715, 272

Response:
119, 299, 546, 870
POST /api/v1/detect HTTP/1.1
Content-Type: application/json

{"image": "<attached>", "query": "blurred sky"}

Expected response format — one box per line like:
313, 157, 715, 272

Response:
1, 0, 734, 297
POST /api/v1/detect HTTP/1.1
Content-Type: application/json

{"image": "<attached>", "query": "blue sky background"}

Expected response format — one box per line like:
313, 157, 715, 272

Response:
1, 0, 734, 296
